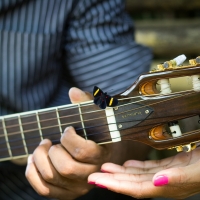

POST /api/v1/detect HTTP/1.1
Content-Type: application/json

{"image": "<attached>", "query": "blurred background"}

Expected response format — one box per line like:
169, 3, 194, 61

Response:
125, 1, 200, 199
126, 0, 200, 60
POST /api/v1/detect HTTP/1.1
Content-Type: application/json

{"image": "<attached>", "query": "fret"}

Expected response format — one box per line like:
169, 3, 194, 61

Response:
56, 108, 62, 136
78, 103, 87, 140
36, 111, 43, 141
80, 103, 112, 144
21, 113, 42, 154
38, 109, 61, 144
18, 115, 28, 155
4, 116, 26, 157
105, 107, 121, 142
58, 105, 84, 138
1, 118, 12, 158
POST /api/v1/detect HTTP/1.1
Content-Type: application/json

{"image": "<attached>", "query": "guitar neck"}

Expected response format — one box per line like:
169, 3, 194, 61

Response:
0, 101, 119, 162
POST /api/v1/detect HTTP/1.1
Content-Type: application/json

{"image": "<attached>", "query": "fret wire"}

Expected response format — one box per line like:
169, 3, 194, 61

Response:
1, 117, 12, 157
0, 154, 28, 162
36, 111, 43, 141
56, 108, 62, 136
18, 115, 28, 155
98, 141, 113, 145
78, 103, 87, 140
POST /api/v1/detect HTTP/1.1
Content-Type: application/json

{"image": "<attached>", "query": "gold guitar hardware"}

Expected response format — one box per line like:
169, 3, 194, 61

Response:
189, 56, 200, 65
168, 142, 199, 153
151, 55, 200, 72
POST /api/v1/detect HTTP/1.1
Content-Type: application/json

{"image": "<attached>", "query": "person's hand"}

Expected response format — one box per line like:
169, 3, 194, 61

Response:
25, 87, 150, 199
25, 87, 105, 199
88, 147, 200, 199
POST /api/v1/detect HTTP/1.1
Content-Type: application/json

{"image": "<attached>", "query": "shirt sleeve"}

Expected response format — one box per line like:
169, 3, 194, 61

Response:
63, 0, 152, 95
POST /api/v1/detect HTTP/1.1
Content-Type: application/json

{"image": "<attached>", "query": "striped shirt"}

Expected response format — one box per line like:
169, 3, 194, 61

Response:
0, 0, 152, 199
0, 0, 152, 116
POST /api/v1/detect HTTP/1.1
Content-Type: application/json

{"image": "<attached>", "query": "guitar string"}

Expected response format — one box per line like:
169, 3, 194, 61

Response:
0, 89, 197, 142
0, 119, 157, 152
0, 87, 197, 134
0, 124, 200, 155
0, 90, 192, 138
0, 90, 199, 154
0, 110, 189, 147
0, 98, 148, 137
0, 84, 197, 129
0, 115, 166, 146
0, 94, 150, 130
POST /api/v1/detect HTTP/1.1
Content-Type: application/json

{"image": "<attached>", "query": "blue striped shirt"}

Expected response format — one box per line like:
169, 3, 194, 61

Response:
0, 0, 152, 199
0, 0, 152, 116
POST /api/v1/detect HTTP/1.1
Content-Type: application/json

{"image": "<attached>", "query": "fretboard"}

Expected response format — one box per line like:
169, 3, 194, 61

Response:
0, 101, 118, 162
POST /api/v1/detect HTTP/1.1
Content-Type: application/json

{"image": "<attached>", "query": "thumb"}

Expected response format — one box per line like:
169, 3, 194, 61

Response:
153, 163, 199, 187
69, 87, 93, 104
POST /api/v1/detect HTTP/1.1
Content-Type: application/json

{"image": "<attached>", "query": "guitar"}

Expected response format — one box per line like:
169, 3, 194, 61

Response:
1, 55, 200, 162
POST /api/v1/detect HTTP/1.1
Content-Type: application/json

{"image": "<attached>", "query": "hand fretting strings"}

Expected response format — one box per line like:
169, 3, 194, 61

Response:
0, 88, 199, 156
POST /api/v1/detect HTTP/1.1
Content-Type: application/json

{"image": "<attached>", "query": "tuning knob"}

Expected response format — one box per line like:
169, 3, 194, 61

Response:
189, 56, 200, 65
163, 54, 187, 68
176, 143, 196, 152
155, 54, 187, 71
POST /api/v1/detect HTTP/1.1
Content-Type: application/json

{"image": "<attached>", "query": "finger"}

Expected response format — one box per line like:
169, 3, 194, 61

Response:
33, 139, 71, 188
123, 151, 193, 174
122, 160, 169, 174
88, 173, 164, 199
61, 126, 108, 164
153, 161, 200, 187
33, 139, 55, 180
69, 87, 93, 104
49, 144, 99, 179
100, 162, 158, 176
123, 157, 173, 169
101, 163, 126, 173
26, 154, 75, 199
88, 171, 153, 183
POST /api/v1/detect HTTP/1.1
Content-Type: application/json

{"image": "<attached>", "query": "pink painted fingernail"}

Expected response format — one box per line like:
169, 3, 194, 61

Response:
154, 175, 169, 186
96, 184, 107, 189
101, 169, 109, 173
88, 181, 95, 185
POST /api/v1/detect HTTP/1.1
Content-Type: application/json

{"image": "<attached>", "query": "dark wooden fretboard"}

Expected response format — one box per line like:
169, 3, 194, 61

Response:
0, 101, 113, 162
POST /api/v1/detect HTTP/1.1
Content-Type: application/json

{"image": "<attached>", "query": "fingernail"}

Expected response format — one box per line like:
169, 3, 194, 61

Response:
154, 175, 169, 186
64, 127, 70, 132
39, 139, 47, 145
88, 181, 95, 185
96, 184, 107, 189
101, 169, 109, 173
27, 155, 33, 164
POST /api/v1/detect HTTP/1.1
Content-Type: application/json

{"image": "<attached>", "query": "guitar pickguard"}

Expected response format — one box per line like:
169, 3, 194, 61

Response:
114, 102, 154, 130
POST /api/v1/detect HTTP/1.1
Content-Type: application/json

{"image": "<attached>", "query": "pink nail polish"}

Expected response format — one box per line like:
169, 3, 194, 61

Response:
96, 184, 107, 189
88, 181, 95, 185
101, 169, 109, 173
154, 175, 169, 186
